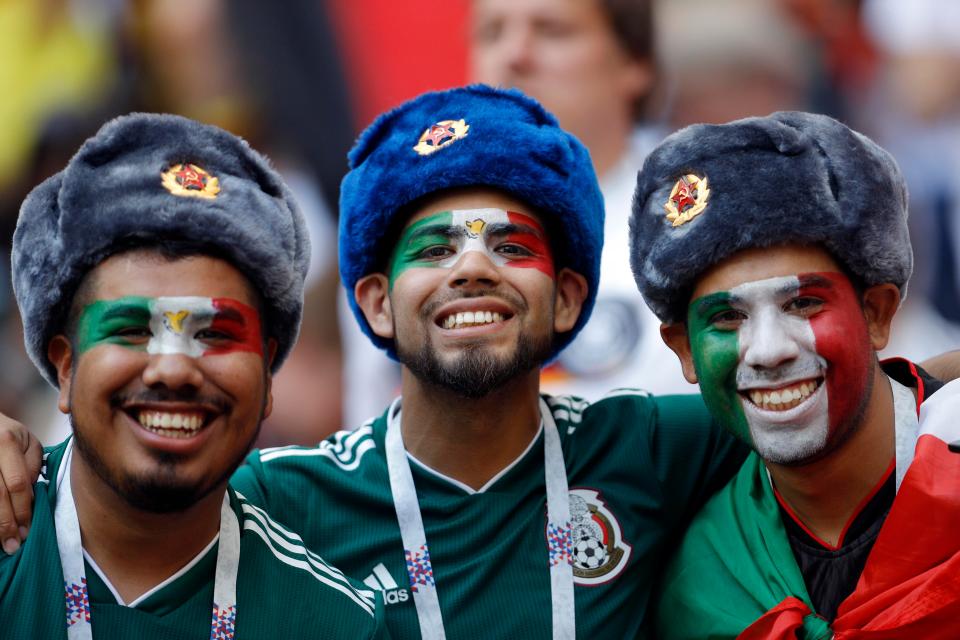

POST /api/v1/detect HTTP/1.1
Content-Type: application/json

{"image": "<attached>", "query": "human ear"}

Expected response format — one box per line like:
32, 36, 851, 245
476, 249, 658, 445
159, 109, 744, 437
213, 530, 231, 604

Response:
660, 323, 699, 384
262, 338, 278, 420
47, 336, 74, 414
861, 283, 901, 350
553, 268, 588, 333
355, 274, 395, 339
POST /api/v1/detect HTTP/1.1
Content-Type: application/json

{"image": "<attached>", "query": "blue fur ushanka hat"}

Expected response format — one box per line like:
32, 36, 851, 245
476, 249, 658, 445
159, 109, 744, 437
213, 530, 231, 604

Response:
339, 84, 604, 359
630, 111, 912, 323
13, 113, 310, 386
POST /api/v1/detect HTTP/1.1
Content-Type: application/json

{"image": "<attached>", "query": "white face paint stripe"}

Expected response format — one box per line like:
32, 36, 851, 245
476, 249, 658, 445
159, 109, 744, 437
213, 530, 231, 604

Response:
436, 209, 513, 268
146, 297, 217, 357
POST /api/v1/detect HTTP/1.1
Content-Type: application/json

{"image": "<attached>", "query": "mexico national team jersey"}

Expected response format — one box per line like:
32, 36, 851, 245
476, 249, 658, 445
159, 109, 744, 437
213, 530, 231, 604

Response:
233, 391, 745, 639
0, 439, 387, 639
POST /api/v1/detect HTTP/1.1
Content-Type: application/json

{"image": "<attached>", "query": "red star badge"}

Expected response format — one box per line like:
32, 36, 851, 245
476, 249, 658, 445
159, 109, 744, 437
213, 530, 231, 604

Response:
670, 176, 697, 213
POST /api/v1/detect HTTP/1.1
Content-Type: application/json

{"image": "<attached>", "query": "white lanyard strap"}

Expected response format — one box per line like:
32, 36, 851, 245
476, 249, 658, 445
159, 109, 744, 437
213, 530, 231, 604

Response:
385, 397, 575, 640
54, 442, 240, 640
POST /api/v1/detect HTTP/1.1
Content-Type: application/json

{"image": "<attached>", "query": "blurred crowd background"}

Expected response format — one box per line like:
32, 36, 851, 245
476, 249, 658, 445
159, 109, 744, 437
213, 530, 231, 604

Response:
4, 0, 960, 446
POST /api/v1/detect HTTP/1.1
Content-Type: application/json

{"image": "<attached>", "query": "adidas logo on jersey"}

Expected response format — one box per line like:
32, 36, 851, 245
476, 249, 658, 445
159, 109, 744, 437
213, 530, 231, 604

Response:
363, 563, 409, 605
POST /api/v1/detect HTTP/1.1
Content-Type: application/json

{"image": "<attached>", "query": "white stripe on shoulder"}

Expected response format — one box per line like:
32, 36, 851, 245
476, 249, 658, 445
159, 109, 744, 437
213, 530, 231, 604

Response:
237, 499, 376, 616
259, 423, 376, 470
599, 387, 652, 400
38, 451, 51, 485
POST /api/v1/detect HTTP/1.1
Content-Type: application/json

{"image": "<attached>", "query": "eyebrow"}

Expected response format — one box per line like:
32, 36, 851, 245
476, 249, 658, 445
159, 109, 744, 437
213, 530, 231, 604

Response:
214, 306, 245, 324
798, 274, 835, 290
404, 224, 464, 244
99, 303, 150, 323
693, 291, 732, 316
483, 221, 544, 238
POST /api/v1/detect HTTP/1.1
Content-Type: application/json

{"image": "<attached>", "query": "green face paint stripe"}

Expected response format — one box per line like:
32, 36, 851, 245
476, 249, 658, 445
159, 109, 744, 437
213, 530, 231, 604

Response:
388, 210, 454, 288
686, 292, 753, 446
76, 296, 153, 353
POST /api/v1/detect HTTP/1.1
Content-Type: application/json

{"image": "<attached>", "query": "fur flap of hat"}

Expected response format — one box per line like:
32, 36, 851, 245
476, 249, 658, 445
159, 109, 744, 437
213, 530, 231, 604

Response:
630, 111, 911, 323
12, 113, 310, 386
339, 84, 604, 360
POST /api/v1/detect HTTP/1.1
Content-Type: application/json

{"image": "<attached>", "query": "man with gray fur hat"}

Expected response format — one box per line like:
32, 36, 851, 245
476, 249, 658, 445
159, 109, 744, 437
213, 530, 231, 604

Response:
0, 113, 386, 638
631, 112, 960, 638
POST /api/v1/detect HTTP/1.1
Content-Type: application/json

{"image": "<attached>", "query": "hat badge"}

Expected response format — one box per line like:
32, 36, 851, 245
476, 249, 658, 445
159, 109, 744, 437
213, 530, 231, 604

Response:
161, 163, 221, 199
664, 174, 709, 226
413, 119, 469, 156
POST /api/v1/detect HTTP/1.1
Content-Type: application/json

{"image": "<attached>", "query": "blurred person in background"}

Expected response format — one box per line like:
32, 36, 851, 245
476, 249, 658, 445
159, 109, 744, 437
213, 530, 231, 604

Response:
859, 0, 960, 362
469, 0, 692, 400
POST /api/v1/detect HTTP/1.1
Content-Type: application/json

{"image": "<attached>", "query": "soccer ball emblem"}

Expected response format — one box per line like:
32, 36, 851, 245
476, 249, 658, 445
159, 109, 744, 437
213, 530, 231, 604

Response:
573, 536, 607, 570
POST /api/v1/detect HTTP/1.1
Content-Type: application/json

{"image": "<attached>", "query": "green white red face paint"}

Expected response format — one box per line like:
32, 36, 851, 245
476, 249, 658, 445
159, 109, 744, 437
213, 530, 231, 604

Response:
76, 296, 262, 357
686, 272, 872, 464
388, 208, 554, 287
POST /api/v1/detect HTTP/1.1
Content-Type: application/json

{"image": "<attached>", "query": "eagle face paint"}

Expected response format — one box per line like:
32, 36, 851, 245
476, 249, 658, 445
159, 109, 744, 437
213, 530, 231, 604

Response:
388, 208, 554, 287
77, 296, 262, 357
687, 271, 872, 464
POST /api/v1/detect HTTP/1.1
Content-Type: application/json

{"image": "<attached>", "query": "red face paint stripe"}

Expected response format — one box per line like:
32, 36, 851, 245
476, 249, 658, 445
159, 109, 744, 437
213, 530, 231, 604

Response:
209, 298, 263, 356
798, 272, 873, 437
506, 211, 554, 277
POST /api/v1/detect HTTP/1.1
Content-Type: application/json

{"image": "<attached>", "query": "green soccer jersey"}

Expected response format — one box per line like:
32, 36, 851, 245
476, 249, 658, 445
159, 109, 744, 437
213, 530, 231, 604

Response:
232, 391, 746, 639
0, 438, 388, 639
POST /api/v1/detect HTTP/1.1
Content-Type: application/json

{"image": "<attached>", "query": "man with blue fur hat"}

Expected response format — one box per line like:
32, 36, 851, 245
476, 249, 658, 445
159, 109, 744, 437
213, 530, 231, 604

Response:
0, 113, 386, 638
224, 84, 748, 639
631, 112, 960, 638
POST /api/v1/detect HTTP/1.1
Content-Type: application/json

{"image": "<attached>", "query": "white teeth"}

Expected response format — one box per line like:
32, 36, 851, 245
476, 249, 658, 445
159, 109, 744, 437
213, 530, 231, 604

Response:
745, 380, 820, 411
137, 411, 206, 438
441, 310, 506, 330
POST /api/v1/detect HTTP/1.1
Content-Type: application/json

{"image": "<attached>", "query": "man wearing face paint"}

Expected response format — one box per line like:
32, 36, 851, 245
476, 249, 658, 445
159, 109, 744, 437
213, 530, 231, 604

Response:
630, 112, 960, 638
0, 114, 386, 638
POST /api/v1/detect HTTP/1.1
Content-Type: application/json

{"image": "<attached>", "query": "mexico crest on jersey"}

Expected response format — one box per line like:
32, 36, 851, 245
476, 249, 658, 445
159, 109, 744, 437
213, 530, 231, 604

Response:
548, 488, 632, 585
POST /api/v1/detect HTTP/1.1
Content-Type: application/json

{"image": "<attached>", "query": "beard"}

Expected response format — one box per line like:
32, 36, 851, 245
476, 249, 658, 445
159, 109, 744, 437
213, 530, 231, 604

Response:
397, 329, 554, 399
70, 387, 265, 514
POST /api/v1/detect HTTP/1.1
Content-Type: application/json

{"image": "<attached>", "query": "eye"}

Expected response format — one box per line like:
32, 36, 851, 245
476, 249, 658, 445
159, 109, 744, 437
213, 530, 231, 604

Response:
784, 296, 823, 317
709, 309, 747, 330
195, 328, 234, 342
113, 326, 151, 340
415, 245, 455, 261
495, 243, 534, 258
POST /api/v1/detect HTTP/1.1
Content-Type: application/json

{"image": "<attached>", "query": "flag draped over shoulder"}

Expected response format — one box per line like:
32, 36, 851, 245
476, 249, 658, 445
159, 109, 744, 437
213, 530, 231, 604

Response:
656, 378, 960, 640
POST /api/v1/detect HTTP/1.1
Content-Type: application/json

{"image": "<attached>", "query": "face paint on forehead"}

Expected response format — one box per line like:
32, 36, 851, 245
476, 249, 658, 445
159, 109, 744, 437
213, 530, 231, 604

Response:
388, 208, 554, 287
76, 296, 262, 357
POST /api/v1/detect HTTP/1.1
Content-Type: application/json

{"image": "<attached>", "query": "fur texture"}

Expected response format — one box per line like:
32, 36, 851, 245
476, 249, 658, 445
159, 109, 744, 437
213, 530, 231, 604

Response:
339, 84, 604, 359
12, 113, 310, 386
630, 111, 912, 323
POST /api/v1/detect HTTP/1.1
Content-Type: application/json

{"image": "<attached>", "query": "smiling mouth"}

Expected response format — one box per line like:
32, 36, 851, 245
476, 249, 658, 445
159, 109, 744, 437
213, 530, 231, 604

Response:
439, 310, 509, 330
741, 378, 823, 412
133, 409, 210, 439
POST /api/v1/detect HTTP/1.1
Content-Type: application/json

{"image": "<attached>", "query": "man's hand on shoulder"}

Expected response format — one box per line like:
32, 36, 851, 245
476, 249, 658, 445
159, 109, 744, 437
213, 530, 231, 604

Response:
0, 414, 41, 554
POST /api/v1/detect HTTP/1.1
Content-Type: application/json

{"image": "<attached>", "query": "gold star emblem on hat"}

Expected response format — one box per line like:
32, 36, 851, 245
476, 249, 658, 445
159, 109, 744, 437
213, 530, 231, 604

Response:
664, 174, 709, 226
413, 119, 469, 156
161, 163, 221, 199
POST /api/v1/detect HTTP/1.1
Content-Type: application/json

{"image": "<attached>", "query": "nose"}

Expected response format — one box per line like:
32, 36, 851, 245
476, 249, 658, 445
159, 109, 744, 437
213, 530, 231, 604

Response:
141, 353, 204, 391
741, 312, 801, 370
447, 250, 501, 290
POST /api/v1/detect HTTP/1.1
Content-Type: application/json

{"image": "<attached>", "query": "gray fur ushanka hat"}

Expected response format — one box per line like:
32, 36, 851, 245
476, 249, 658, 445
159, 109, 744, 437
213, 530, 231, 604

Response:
13, 113, 310, 386
630, 111, 911, 323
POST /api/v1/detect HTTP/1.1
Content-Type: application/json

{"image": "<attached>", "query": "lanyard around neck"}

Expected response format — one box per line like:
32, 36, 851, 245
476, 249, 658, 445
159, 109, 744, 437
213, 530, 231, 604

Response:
384, 397, 575, 640
54, 441, 241, 640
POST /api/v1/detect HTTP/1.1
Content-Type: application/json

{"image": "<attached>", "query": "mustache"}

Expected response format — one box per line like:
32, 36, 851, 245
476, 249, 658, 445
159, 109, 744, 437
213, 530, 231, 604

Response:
110, 388, 231, 413
735, 355, 826, 389
420, 288, 528, 319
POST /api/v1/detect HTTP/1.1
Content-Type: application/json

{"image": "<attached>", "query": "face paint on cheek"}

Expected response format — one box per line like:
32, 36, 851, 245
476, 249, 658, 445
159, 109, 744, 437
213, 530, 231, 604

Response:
686, 292, 754, 445
388, 209, 555, 288
76, 296, 262, 357
798, 272, 873, 431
